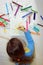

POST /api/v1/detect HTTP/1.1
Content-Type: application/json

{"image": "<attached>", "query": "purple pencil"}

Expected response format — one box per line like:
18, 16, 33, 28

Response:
14, 5, 20, 16
12, 1, 23, 16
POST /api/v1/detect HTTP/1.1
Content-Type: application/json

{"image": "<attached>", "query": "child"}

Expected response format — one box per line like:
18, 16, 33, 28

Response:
6, 26, 34, 65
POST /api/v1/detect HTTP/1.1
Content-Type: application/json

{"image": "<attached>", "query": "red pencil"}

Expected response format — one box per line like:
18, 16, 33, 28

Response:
0, 22, 5, 27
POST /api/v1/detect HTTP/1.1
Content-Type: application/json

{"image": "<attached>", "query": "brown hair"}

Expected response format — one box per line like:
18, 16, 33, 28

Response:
6, 38, 34, 63
6, 38, 25, 62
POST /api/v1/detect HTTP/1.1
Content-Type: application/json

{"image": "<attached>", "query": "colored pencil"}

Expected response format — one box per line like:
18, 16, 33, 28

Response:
26, 21, 28, 31
21, 6, 32, 11
31, 9, 38, 13
14, 5, 20, 16
0, 17, 10, 22
30, 31, 40, 35
5, 3, 9, 15
33, 12, 36, 20
10, 3, 13, 10
22, 12, 33, 18
12, 1, 23, 7
0, 14, 5, 17
37, 23, 43, 27
40, 16, 43, 20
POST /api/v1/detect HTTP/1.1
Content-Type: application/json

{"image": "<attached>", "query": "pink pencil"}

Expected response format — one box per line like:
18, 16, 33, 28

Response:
26, 21, 28, 31
0, 16, 10, 22
2, 18, 10, 22
28, 16, 30, 24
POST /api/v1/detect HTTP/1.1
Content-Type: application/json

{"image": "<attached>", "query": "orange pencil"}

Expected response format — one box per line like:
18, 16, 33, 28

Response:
30, 31, 40, 35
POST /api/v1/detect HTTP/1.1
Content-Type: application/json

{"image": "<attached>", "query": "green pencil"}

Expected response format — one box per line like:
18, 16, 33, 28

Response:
21, 6, 32, 11
31, 9, 38, 13
0, 18, 8, 25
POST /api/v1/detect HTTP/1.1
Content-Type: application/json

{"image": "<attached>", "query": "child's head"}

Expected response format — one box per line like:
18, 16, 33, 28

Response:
6, 38, 25, 62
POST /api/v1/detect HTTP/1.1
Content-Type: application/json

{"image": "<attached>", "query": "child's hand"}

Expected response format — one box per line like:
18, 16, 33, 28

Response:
17, 26, 26, 32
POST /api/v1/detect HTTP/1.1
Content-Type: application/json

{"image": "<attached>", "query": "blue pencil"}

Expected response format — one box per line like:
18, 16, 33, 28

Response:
22, 12, 33, 18
33, 12, 36, 20
40, 15, 43, 20
5, 3, 9, 15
